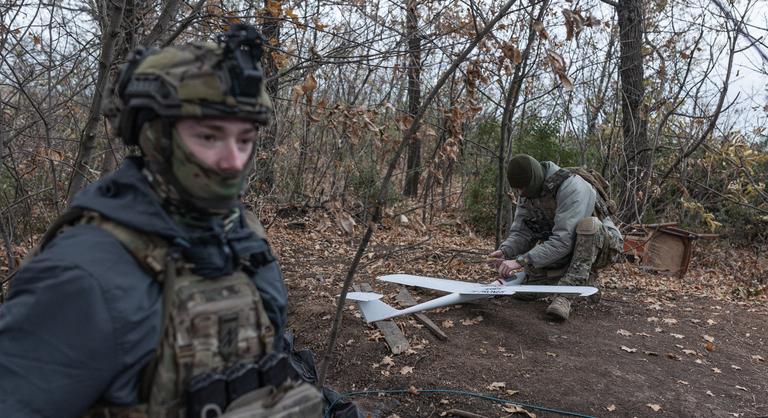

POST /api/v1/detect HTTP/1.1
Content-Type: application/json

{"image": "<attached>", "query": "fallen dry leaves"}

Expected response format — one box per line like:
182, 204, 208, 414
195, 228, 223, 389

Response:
501, 404, 536, 417
460, 316, 484, 326
486, 381, 506, 391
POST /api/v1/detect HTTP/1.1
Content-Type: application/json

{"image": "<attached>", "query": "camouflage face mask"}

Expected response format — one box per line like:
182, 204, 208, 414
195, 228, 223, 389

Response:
137, 120, 253, 213
170, 128, 253, 203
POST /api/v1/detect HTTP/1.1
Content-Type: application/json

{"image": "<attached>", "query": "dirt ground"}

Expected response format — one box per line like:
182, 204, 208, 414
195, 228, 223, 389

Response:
269, 207, 768, 418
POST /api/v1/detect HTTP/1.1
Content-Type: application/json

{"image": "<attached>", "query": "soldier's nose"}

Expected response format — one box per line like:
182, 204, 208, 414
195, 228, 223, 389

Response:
217, 140, 245, 172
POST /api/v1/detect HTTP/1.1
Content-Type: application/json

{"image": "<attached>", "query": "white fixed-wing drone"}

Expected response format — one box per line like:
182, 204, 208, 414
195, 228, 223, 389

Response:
346, 273, 598, 323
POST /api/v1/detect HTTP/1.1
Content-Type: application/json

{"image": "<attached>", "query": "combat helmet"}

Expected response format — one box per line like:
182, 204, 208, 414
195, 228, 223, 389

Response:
108, 24, 273, 145
105, 24, 273, 212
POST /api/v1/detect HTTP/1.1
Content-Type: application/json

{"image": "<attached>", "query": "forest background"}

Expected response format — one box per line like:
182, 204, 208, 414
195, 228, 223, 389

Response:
2, 1, 768, 415
1, 0, 767, 259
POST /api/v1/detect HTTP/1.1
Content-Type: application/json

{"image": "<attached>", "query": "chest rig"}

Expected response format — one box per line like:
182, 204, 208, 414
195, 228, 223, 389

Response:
34, 208, 278, 418
518, 170, 569, 241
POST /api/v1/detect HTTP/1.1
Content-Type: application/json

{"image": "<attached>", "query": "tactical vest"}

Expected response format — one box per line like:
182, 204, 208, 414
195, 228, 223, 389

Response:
519, 167, 617, 241
29, 208, 322, 418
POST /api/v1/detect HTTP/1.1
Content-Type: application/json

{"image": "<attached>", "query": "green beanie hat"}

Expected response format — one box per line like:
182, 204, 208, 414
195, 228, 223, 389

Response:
507, 154, 544, 197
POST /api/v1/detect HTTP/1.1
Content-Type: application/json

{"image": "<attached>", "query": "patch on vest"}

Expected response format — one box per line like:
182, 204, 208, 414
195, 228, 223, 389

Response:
218, 312, 240, 362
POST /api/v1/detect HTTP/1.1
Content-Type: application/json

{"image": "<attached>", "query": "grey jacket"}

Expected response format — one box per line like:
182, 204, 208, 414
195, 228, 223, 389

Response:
499, 161, 619, 268
0, 158, 288, 418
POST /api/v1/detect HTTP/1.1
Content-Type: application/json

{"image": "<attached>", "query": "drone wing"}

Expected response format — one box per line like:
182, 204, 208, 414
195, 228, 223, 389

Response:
377, 274, 481, 293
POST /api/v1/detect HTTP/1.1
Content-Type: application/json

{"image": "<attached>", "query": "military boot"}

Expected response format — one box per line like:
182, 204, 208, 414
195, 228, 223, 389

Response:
545, 296, 571, 321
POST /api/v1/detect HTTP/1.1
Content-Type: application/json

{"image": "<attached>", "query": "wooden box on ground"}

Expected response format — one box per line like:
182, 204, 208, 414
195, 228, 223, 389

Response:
623, 223, 718, 278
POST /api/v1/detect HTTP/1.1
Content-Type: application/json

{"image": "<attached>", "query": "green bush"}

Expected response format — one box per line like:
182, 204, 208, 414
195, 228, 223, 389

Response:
463, 163, 498, 235
512, 116, 581, 167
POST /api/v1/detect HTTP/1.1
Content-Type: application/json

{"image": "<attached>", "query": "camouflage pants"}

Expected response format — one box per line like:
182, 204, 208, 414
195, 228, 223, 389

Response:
558, 217, 623, 286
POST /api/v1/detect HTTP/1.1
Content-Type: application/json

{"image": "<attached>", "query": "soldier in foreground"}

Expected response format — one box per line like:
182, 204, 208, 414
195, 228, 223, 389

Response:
489, 154, 624, 321
0, 25, 322, 417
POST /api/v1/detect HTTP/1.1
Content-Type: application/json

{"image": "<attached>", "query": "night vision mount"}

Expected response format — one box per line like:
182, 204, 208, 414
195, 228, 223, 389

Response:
217, 24, 266, 100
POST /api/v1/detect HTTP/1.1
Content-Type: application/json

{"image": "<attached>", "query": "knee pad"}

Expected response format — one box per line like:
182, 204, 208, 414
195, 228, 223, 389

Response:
576, 217, 601, 235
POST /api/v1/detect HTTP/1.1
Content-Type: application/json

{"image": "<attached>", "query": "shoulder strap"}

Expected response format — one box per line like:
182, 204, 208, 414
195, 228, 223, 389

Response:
79, 210, 170, 275
542, 168, 573, 197
565, 167, 618, 218
243, 209, 268, 240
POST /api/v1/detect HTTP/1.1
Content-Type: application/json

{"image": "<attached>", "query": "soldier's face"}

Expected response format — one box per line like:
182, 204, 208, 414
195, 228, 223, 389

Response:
175, 118, 257, 173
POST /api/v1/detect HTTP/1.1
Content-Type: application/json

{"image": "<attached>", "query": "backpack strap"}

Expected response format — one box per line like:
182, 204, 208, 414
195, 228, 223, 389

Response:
78, 211, 169, 275
565, 167, 618, 219
541, 168, 573, 197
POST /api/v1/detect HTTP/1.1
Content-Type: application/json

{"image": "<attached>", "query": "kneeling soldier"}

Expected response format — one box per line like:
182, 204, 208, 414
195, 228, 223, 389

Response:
489, 154, 624, 321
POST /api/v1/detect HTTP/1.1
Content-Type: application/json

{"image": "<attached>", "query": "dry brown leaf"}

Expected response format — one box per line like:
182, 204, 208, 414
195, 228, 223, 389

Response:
682, 349, 698, 356
441, 320, 454, 328
662, 318, 679, 325
502, 403, 536, 417
621, 346, 637, 353
380, 356, 395, 368
617, 329, 633, 336
301, 73, 318, 94
506, 389, 519, 396
460, 315, 483, 326
606, 404, 617, 412
647, 403, 662, 412
532, 20, 548, 40
752, 355, 765, 362
400, 366, 414, 375
702, 335, 715, 343
408, 385, 419, 395
487, 381, 506, 391
705, 342, 715, 352
546, 352, 558, 357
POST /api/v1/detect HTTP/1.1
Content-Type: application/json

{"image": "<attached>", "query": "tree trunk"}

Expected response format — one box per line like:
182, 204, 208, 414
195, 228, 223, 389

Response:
616, 0, 649, 222
256, 0, 282, 195
66, 1, 126, 203
403, 0, 422, 197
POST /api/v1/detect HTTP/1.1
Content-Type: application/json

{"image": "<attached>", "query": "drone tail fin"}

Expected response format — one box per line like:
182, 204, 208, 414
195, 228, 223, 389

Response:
345, 292, 400, 323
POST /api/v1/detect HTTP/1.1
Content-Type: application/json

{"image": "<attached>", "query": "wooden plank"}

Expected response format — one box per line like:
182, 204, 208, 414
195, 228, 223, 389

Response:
395, 288, 448, 341
353, 283, 410, 355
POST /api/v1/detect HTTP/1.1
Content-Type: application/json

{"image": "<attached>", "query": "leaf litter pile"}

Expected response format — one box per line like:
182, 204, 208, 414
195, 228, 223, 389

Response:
269, 207, 767, 417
